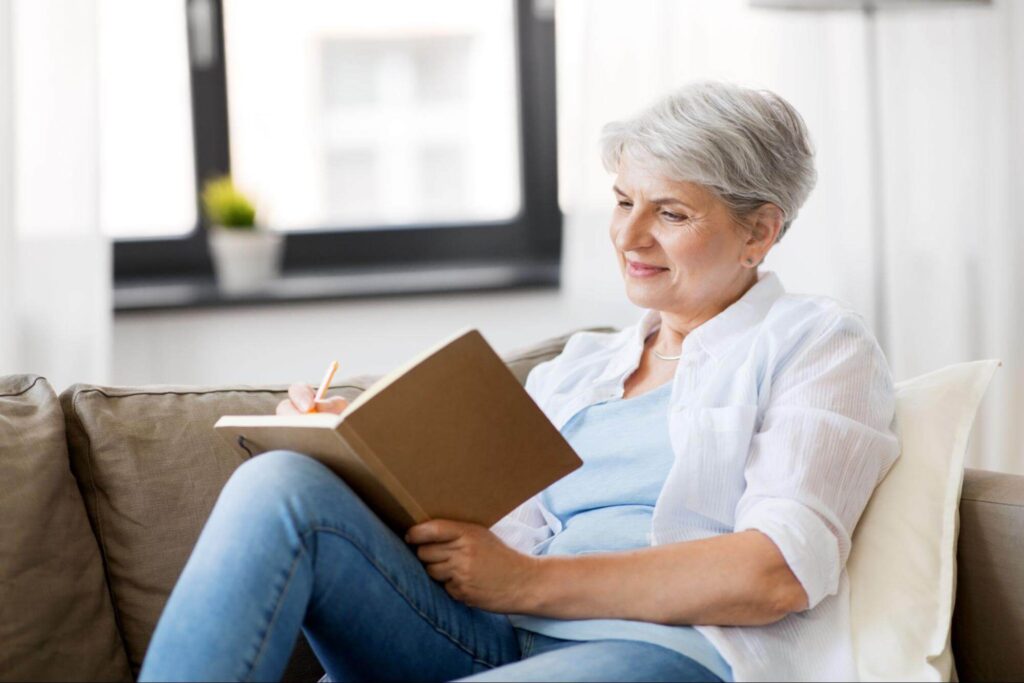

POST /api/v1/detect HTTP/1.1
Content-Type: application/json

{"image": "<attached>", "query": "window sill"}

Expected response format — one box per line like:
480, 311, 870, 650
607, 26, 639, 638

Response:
113, 258, 560, 313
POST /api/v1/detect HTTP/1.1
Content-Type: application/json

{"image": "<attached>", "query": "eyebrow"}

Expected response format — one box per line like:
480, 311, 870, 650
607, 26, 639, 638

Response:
612, 185, 696, 211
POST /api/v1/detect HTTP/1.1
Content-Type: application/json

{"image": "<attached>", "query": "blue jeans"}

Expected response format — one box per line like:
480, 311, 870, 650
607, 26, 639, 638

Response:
140, 450, 724, 682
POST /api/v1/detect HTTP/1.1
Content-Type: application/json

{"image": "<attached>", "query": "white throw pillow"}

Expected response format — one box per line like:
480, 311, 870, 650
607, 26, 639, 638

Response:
848, 360, 1000, 681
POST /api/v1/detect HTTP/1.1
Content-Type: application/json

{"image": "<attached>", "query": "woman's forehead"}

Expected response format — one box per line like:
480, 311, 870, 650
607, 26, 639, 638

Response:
613, 162, 709, 205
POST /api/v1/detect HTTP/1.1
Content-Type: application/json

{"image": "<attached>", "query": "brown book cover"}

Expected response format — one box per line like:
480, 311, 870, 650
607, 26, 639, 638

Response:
214, 328, 582, 532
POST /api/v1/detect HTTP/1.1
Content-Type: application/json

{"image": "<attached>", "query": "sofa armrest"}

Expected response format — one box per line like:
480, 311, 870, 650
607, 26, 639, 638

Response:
952, 468, 1024, 681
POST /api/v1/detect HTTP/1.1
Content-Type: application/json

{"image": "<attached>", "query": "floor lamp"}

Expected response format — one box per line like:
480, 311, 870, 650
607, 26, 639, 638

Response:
750, 0, 991, 354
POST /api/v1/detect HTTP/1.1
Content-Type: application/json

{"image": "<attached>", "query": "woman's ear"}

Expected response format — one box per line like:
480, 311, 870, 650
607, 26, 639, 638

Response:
746, 203, 784, 253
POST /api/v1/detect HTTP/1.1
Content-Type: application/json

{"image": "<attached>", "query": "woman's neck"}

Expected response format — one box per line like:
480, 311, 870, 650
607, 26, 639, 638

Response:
655, 269, 758, 353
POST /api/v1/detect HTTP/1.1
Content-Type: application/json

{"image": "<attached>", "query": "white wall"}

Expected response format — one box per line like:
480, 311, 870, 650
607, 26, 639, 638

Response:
112, 289, 637, 386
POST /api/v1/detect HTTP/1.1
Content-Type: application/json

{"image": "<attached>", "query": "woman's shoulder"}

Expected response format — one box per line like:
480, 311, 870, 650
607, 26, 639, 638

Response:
753, 292, 887, 378
764, 292, 876, 345
756, 293, 896, 428
523, 326, 633, 400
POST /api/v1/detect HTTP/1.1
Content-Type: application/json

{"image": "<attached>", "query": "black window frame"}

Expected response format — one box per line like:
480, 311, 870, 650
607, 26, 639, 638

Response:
113, 0, 560, 303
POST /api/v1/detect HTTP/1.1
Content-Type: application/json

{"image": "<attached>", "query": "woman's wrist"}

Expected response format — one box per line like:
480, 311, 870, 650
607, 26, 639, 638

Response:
515, 554, 554, 614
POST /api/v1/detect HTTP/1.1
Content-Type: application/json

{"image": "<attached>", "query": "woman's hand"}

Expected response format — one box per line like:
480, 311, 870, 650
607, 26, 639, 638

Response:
405, 519, 542, 613
275, 383, 349, 415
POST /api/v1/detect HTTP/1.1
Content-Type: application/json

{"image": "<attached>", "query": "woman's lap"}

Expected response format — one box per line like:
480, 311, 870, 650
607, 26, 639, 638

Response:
141, 450, 721, 682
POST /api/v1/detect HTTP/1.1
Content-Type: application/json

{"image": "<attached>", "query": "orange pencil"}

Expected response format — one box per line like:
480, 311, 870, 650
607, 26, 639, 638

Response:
310, 360, 339, 412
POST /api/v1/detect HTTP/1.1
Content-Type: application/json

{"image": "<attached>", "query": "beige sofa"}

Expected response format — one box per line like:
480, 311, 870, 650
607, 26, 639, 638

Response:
1, 331, 1021, 682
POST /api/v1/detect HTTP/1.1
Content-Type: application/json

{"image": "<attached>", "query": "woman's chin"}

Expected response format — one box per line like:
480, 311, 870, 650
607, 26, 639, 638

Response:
622, 281, 669, 311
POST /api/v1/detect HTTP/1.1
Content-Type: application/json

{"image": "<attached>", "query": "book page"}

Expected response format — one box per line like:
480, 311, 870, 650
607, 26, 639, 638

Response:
214, 413, 344, 429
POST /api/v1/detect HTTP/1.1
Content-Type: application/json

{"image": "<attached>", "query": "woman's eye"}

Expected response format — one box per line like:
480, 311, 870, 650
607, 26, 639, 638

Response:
662, 211, 687, 222
617, 201, 633, 210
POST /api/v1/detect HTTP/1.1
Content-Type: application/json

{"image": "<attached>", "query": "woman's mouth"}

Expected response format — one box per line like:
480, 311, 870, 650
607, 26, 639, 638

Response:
626, 260, 669, 278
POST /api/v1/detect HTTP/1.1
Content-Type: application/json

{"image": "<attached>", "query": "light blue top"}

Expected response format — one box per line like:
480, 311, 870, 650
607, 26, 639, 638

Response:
508, 381, 733, 681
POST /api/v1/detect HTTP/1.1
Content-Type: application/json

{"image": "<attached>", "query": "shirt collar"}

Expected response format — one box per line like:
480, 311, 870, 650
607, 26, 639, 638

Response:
632, 270, 786, 361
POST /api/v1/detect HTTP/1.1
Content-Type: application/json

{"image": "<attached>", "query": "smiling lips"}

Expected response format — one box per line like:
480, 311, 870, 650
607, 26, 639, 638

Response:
626, 259, 669, 278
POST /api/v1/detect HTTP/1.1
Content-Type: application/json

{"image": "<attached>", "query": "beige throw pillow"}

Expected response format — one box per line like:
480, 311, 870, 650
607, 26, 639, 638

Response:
0, 375, 130, 682
849, 360, 1000, 681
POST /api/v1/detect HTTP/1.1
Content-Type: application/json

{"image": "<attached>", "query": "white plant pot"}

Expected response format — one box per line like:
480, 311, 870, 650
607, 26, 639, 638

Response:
208, 227, 283, 295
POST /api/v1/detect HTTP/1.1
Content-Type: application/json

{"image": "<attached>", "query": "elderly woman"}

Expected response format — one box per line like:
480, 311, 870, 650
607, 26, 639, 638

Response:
141, 81, 898, 683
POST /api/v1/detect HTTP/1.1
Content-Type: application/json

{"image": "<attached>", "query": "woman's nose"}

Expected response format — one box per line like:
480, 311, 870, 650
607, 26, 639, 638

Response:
613, 210, 654, 252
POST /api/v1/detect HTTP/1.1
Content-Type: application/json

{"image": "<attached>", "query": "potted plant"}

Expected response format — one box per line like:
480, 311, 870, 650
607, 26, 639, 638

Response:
202, 175, 283, 295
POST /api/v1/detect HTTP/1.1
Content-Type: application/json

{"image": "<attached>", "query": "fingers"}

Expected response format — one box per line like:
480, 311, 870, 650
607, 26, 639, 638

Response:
278, 392, 347, 416
405, 520, 469, 545
424, 560, 455, 583
416, 541, 457, 564
313, 396, 349, 415
288, 383, 316, 413
276, 398, 301, 416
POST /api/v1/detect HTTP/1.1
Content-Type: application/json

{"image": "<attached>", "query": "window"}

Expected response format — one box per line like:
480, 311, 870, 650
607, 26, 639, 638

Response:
98, 0, 195, 238
113, 0, 560, 308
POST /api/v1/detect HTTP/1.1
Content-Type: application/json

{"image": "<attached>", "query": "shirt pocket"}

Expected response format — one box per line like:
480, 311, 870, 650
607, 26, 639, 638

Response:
669, 405, 758, 526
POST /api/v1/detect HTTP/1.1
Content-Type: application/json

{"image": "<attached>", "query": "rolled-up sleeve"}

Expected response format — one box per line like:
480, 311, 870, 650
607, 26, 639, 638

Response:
734, 312, 900, 609
490, 495, 552, 553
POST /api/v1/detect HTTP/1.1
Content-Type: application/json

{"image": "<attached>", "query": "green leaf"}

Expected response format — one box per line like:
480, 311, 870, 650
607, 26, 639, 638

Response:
201, 175, 257, 228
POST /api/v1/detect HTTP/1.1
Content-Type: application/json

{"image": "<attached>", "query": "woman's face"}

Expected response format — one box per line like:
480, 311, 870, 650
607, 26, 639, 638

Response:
609, 156, 758, 322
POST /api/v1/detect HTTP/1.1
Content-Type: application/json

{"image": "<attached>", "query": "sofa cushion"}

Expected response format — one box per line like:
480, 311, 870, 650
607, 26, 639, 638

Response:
0, 375, 131, 682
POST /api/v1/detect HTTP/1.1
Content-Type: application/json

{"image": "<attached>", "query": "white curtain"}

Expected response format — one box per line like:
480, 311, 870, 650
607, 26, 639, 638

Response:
876, 1, 1024, 474
0, 0, 111, 391
0, 1, 15, 368
556, 0, 1023, 474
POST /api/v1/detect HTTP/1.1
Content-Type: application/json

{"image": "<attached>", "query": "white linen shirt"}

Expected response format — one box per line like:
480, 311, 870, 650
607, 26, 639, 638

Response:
490, 271, 900, 682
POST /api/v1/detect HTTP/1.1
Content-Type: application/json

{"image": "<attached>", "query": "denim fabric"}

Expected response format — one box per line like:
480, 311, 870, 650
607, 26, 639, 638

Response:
140, 451, 724, 682
454, 630, 723, 682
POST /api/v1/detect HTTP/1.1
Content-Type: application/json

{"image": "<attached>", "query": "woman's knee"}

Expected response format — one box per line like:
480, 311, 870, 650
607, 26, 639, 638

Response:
218, 450, 346, 518
230, 449, 326, 488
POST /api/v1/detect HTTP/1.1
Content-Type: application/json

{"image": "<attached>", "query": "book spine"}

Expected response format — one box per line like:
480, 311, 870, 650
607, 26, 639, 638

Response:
336, 422, 430, 525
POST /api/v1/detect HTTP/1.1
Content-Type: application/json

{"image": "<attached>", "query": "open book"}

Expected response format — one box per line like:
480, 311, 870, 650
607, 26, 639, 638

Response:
215, 329, 582, 533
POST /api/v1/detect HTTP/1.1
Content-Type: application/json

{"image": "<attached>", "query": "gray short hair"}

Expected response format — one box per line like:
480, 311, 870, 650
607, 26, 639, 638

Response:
600, 81, 817, 240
